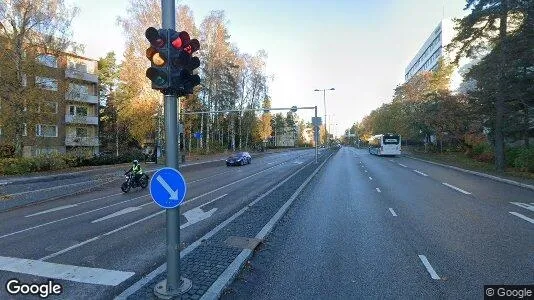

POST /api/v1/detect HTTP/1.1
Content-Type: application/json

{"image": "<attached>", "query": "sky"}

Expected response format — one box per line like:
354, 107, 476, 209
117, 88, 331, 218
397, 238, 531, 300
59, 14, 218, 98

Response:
67, 0, 470, 137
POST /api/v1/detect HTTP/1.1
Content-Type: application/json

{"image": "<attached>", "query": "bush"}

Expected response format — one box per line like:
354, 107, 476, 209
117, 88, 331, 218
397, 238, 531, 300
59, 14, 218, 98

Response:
505, 147, 522, 167
473, 152, 494, 163
514, 147, 534, 172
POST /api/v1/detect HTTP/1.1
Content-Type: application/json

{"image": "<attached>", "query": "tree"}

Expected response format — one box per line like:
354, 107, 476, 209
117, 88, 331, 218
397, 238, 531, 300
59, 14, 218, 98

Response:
0, 0, 80, 157
259, 98, 272, 147
448, 0, 531, 171
97, 52, 122, 154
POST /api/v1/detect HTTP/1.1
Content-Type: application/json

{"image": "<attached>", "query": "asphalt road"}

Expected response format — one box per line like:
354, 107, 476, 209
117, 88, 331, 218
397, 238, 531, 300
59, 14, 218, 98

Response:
0, 148, 325, 299
224, 146, 534, 299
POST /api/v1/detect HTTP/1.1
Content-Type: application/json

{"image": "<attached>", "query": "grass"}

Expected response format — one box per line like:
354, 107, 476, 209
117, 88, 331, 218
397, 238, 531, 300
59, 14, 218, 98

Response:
404, 148, 534, 183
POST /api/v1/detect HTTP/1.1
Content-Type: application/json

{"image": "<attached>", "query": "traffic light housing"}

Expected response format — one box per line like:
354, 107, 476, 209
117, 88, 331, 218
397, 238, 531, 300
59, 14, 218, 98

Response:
168, 30, 201, 96
145, 27, 201, 95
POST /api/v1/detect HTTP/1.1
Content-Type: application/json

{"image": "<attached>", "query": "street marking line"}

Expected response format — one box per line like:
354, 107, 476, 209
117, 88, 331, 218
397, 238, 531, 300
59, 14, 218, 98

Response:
413, 170, 429, 177
116, 151, 332, 300
40, 211, 164, 261
442, 183, 471, 195
199, 194, 228, 209
25, 204, 78, 217
510, 202, 534, 212
6, 177, 118, 196
0, 195, 149, 240
91, 206, 143, 224
389, 208, 397, 216
398, 163, 408, 168
0, 256, 134, 286
369, 177, 373, 180
376, 188, 381, 193
509, 212, 534, 224
364, 170, 368, 173
389, 159, 394, 162
418, 255, 440, 280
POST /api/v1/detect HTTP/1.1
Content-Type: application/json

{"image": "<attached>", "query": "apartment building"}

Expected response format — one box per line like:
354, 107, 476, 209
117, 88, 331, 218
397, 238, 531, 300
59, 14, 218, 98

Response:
404, 19, 474, 92
17, 53, 100, 157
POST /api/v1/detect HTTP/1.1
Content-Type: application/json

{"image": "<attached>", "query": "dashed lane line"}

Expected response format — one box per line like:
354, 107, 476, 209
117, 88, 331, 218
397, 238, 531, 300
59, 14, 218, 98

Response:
389, 208, 397, 216
418, 255, 441, 280
413, 170, 429, 177
442, 182, 471, 195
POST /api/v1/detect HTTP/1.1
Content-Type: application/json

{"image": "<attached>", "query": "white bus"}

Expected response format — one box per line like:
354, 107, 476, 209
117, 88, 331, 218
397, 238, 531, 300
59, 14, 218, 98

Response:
368, 133, 401, 156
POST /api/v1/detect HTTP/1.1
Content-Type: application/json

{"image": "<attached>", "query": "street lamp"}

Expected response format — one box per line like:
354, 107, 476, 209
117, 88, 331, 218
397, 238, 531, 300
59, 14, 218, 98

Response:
314, 87, 335, 144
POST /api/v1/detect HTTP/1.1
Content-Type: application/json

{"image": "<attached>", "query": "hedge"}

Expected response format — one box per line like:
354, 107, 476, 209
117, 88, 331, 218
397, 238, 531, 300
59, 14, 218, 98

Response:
0, 149, 145, 176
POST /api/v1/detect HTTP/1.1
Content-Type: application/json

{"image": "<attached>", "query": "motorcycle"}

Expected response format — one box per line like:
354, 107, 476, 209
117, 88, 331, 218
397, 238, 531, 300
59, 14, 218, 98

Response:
121, 173, 149, 193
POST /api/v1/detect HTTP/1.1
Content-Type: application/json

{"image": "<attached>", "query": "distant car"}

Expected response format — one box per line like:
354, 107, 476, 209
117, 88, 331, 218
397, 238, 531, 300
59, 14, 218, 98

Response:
226, 152, 252, 166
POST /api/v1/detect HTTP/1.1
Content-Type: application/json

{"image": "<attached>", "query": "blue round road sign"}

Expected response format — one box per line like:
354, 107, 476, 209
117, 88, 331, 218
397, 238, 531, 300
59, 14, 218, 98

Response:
149, 167, 187, 209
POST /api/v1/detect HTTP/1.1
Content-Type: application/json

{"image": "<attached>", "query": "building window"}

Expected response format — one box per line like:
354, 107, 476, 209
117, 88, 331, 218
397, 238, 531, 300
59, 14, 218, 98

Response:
22, 74, 27, 87
22, 123, 27, 136
68, 83, 90, 96
36, 54, 58, 68
68, 61, 88, 73
35, 124, 58, 137
69, 105, 88, 116
75, 127, 88, 137
35, 148, 58, 156
35, 76, 58, 91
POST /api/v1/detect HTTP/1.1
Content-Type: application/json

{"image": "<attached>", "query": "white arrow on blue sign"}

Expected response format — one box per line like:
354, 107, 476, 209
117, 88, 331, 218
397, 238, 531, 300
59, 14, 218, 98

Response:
149, 167, 187, 209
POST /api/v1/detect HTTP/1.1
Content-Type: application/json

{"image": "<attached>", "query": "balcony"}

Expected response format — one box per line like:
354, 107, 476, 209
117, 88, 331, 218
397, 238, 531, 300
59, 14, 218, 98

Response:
65, 136, 100, 147
65, 68, 98, 83
65, 114, 98, 125
65, 91, 98, 104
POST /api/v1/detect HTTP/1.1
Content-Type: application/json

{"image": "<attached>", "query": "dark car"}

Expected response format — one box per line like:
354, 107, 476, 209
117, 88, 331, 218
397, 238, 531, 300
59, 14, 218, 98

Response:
226, 152, 252, 166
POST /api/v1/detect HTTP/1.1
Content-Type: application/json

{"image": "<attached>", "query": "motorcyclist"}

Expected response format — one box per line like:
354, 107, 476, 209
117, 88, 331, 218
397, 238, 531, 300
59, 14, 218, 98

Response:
125, 160, 144, 186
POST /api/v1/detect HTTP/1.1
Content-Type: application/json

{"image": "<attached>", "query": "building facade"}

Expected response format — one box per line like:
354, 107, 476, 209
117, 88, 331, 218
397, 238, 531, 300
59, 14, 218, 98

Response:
404, 19, 474, 92
19, 53, 100, 157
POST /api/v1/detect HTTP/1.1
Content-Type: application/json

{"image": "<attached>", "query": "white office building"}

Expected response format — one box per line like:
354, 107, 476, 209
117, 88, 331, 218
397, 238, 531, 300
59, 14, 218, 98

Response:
405, 19, 475, 92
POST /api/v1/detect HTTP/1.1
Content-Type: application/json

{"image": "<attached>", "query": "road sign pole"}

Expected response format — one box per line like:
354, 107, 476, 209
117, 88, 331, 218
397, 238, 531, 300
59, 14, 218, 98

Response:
314, 106, 318, 164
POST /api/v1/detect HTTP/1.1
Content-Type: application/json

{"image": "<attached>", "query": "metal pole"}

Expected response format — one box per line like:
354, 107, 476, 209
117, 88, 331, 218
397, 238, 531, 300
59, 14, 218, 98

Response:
154, 0, 189, 298
315, 106, 318, 164
323, 89, 327, 145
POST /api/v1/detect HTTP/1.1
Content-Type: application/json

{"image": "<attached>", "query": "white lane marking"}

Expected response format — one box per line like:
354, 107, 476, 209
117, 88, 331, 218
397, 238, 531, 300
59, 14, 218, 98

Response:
0, 256, 134, 286
509, 212, 534, 224
398, 163, 408, 168
40, 211, 164, 261
116, 154, 326, 300
442, 182, 471, 195
376, 188, 381, 193
181, 207, 217, 229
267, 162, 275, 165
364, 170, 368, 173
156, 175, 179, 200
25, 204, 78, 217
389, 159, 394, 162
389, 208, 397, 216
199, 194, 227, 209
413, 170, 429, 177
510, 202, 534, 212
0, 195, 149, 240
369, 177, 373, 180
91, 205, 147, 224
418, 255, 440, 279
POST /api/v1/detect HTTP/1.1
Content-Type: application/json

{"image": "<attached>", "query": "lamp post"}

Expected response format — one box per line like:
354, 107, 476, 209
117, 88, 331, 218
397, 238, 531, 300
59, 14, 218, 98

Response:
314, 87, 334, 144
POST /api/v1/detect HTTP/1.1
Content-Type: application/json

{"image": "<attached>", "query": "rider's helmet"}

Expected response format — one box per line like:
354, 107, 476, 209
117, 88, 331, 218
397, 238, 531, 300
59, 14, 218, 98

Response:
133, 159, 139, 165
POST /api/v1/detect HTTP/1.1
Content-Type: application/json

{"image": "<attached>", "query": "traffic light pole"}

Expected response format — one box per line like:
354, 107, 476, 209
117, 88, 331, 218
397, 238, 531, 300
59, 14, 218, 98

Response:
154, 0, 191, 298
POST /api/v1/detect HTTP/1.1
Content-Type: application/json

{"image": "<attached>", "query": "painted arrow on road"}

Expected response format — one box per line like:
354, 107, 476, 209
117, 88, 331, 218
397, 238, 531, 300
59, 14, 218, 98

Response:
180, 207, 217, 229
156, 175, 179, 200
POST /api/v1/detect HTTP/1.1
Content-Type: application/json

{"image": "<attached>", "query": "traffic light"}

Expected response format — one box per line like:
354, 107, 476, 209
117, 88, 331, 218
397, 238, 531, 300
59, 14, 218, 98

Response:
168, 31, 201, 96
145, 27, 171, 90
144, 27, 202, 95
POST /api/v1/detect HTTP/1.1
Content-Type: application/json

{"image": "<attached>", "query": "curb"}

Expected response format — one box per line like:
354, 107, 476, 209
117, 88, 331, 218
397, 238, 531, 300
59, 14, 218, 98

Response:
404, 155, 534, 192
